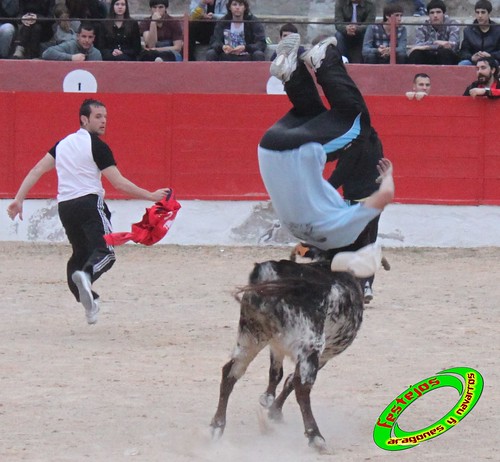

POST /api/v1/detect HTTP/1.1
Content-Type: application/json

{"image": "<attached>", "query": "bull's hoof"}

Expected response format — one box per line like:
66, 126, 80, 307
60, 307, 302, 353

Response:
259, 392, 275, 408
210, 420, 225, 441
308, 435, 331, 454
267, 405, 284, 422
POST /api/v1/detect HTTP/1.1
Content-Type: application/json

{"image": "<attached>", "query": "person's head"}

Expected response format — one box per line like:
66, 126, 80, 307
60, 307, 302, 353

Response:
79, 99, 107, 135
149, 0, 168, 17
279, 23, 298, 39
383, 3, 404, 23
109, 0, 130, 19
427, 0, 446, 25
54, 3, 69, 20
77, 22, 96, 50
474, 0, 492, 25
227, 0, 249, 19
476, 57, 499, 84
413, 73, 431, 94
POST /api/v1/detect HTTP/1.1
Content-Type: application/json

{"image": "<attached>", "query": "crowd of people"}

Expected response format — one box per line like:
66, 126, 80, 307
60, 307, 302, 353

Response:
0, 0, 499, 68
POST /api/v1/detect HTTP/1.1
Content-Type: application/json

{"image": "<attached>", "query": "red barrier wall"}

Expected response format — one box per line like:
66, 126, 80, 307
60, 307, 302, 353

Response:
1, 92, 499, 205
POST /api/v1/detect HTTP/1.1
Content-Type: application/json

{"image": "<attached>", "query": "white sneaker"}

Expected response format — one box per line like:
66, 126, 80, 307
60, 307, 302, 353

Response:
364, 283, 373, 304
86, 298, 100, 325
269, 32, 301, 83
13, 45, 24, 59
72, 271, 98, 325
301, 36, 337, 71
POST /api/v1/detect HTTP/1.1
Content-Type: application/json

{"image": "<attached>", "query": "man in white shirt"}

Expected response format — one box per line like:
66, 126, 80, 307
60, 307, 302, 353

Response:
7, 99, 170, 325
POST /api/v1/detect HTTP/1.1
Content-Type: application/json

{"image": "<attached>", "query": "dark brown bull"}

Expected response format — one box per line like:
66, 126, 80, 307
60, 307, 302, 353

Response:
210, 257, 364, 452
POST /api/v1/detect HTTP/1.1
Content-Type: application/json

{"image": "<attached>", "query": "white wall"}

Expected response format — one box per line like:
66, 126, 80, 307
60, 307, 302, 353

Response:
2, 199, 500, 248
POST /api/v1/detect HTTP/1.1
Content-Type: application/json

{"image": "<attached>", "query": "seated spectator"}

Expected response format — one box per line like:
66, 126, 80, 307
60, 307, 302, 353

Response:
388, 0, 426, 17
13, 0, 55, 59
362, 2, 407, 64
406, 72, 431, 99
189, 0, 226, 61
270, 23, 305, 61
52, 3, 77, 45
407, 0, 459, 65
139, 0, 183, 62
334, 0, 376, 63
464, 56, 500, 98
0, 0, 18, 58
459, 0, 500, 66
42, 21, 102, 61
99, 0, 141, 61
206, 0, 266, 61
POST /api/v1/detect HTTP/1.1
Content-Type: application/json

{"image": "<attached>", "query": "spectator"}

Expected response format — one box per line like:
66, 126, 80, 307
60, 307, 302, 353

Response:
52, 3, 77, 45
334, 0, 376, 63
13, 0, 55, 59
464, 56, 500, 98
99, 0, 141, 61
388, 0, 427, 17
406, 72, 431, 99
139, 0, 183, 62
189, 0, 225, 61
206, 0, 266, 61
407, 0, 459, 65
459, 0, 500, 66
270, 23, 305, 61
42, 21, 102, 61
362, 2, 407, 64
0, 0, 18, 58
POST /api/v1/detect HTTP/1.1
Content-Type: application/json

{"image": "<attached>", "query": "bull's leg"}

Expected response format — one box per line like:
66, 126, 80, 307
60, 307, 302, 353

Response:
259, 349, 284, 409
293, 351, 329, 452
267, 371, 294, 421
210, 336, 267, 439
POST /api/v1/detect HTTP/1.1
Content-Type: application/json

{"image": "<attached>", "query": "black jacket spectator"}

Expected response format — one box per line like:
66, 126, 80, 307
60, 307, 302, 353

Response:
459, 19, 500, 63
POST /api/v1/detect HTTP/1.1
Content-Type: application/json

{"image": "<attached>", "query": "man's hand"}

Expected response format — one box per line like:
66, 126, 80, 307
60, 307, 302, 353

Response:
21, 13, 37, 27
346, 24, 357, 36
151, 188, 171, 202
7, 200, 23, 220
469, 88, 487, 98
72, 53, 87, 61
434, 40, 452, 49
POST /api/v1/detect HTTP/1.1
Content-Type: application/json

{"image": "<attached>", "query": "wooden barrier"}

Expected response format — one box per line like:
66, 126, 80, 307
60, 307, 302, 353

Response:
1, 92, 499, 205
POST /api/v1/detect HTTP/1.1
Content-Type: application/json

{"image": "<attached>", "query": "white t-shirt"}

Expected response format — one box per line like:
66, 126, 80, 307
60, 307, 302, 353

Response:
49, 128, 116, 202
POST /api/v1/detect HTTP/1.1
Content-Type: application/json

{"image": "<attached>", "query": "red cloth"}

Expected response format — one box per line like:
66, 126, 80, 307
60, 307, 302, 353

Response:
104, 191, 181, 246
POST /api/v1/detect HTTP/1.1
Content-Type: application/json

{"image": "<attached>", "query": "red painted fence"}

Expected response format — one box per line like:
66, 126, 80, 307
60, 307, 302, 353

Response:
1, 92, 499, 205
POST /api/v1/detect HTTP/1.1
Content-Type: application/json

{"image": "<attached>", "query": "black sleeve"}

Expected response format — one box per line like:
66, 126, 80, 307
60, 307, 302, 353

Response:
48, 141, 60, 158
91, 135, 117, 170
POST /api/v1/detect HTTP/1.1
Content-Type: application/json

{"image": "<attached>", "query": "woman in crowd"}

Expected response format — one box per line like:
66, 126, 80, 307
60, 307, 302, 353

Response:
99, 0, 141, 61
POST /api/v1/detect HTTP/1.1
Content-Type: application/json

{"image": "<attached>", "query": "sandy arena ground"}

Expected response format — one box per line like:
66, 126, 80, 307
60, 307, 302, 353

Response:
0, 242, 499, 462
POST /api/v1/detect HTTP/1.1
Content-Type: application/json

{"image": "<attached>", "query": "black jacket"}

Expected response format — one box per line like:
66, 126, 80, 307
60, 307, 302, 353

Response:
209, 12, 266, 55
459, 20, 500, 62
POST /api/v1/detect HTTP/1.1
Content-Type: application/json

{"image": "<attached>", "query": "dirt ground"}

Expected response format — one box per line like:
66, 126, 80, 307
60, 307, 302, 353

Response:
0, 242, 499, 462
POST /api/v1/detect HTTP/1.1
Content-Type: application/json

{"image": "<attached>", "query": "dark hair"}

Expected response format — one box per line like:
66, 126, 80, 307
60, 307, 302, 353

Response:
427, 0, 446, 14
413, 72, 431, 82
383, 3, 404, 22
279, 23, 298, 38
80, 99, 105, 123
226, 0, 250, 14
77, 21, 96, 34
107, 0, 133, 34
477, 56, 499, 79
149, 0, 168, 8
475, 0, 492, 13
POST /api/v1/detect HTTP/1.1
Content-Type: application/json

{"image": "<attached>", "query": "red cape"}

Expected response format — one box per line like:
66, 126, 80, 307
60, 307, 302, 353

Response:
104, 191, 181, 246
